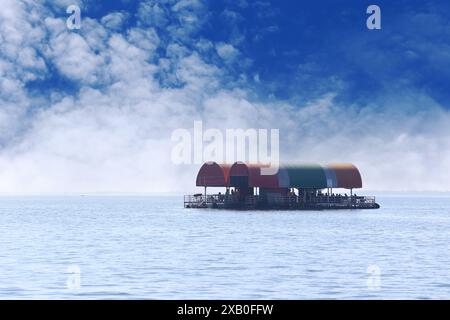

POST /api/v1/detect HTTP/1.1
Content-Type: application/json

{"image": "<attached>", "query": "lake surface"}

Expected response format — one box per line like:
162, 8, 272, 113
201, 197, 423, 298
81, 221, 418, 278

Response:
0, 194, 449, 299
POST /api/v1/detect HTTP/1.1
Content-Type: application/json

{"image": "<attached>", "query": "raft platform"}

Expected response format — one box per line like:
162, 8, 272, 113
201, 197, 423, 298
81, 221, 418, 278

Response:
184, 194, 379, 210
185, 161, 380, 210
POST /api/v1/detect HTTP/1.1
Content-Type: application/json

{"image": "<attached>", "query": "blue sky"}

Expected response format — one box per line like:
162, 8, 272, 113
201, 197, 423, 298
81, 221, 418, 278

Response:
34, 0, 450, 105
0, 0, 450, 192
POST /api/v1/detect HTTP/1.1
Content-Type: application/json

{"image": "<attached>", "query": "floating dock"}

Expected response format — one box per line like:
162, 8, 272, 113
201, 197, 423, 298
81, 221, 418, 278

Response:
184, 162, 380, 210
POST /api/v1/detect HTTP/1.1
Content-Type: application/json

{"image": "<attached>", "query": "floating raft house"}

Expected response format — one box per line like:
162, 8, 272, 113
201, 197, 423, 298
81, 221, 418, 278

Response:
184, 162, 380, 210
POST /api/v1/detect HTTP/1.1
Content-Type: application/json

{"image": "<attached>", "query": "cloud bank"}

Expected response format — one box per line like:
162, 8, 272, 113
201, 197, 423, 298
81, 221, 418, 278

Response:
0, 0, 449, 193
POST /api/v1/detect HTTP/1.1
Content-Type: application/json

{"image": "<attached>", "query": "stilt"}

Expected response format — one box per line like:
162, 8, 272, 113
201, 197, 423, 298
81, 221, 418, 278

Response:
350, 188, 353, 207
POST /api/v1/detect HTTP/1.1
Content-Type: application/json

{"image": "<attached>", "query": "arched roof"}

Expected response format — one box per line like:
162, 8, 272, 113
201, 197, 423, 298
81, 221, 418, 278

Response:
196, 162, 363, 189
283, 163, 328, 189
196, 162, 231, 187
325, 163, 362, 188
229, 162, 289, 188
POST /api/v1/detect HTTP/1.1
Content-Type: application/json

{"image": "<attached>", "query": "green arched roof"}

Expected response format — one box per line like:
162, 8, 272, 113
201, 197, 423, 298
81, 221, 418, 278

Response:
283, 163, 328, 188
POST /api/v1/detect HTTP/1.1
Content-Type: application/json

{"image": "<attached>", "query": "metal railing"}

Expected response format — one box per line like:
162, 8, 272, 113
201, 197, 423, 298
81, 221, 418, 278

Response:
184, 194, 239, 208
184, 194, 377, 209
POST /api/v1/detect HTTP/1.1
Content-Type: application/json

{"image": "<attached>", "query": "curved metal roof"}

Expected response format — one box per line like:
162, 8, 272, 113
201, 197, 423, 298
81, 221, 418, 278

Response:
229, 162, 289, 188
196, 162, 363, 189
283, 163, 328, 189
196, 162, 231, 187
325, 163, 362, 188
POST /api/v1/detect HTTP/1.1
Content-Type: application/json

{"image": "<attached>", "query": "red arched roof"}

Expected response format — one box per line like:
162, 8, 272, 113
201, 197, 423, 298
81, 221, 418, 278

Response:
196, 162, 231, 187
326, 163, 362, 189
229, 161, 249, 177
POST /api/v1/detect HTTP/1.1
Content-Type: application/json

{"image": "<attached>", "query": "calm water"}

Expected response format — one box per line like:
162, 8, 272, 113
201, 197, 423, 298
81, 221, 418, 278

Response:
0, 194, 449, 299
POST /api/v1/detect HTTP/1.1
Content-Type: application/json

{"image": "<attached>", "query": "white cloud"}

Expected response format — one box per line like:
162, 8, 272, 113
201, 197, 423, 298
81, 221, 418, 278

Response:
137, 0, 170, 28
0, 0, 449, 194
0, 0, 48, 146
46, 31, 104, 84
46, 0, 83, 9
101, 12, 128, 31
215, 42, 240, 62
127, 27, 160, 52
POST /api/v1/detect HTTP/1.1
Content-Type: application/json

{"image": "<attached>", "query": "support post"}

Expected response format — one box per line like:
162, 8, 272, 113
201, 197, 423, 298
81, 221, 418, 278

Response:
350, 188, 353, 207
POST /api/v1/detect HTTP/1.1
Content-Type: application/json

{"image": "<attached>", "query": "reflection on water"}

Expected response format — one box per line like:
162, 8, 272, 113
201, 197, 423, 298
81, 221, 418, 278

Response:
0, 195, 449, 299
